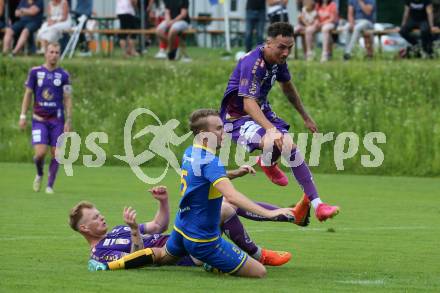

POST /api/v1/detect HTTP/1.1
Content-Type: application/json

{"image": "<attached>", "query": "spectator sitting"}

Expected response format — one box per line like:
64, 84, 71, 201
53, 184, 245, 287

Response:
156, 0, 190, 60
36, 0, 71, 54
267, 0, 289, 24
343, 0, 376, 60
294, 0, 318, 59
305, 0, 338, 62
400, 0, 439, 58
2, 0, 44, 56
116, 0, 139, 57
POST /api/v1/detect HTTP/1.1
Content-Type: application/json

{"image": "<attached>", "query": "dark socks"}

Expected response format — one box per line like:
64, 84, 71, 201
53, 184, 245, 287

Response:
34, 157, 44, 177
47, 158, 59, 188
221, 213, 261, 258
236, 201, 294, 222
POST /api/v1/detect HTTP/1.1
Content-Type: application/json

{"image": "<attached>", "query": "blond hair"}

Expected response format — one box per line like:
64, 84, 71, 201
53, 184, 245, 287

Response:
189, 108, 219, 135
69, 201, 95, 231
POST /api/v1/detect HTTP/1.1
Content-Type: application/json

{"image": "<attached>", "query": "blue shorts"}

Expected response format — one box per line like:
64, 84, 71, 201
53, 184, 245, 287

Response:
11, 19, 42, 35
165, 229, 248, 274
222, 112, 290, 153
32, 119, 64, 147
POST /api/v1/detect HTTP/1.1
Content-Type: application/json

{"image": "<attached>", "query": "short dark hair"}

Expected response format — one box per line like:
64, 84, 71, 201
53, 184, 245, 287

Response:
267, 22, 294, 39
189, 108, 219, 135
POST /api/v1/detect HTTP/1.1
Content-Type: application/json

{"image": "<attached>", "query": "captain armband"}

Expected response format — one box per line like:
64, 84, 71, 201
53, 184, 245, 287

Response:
63, 85, 72, 95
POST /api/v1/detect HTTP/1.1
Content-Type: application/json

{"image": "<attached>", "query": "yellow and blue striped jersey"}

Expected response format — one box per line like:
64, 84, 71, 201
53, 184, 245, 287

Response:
174, 144, 227, 242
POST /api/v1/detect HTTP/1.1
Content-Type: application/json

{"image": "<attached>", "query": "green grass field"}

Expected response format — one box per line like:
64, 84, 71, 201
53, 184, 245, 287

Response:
0, 162, 439, 292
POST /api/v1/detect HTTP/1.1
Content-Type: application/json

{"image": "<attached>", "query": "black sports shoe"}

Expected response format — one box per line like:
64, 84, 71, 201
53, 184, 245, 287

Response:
167, 49, 177, 60
343, 53, 351, 61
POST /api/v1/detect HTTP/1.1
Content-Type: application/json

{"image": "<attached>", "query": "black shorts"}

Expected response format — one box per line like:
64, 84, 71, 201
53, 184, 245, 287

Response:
268, 13, 289, 24
11, 19, 42, 35
117, 14, 140, 39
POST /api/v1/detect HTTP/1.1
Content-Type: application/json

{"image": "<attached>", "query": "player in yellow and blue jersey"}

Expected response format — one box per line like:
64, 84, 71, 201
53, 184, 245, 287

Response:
164, 109, 294, 278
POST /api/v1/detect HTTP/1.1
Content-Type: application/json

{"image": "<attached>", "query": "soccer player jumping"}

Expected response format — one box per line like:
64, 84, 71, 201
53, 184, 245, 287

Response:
18, 42, 72, 194
220, 22, 339, 222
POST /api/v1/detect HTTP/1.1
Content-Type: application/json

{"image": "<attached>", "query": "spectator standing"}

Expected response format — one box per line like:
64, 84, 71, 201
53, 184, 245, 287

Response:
116, 0, 139, 57
343, 0, 376, 60
0, 0, 5, 31
2, 0, 44, 55
267, 0, 289, 24
400, 0, 438, 58
245, 0, 266, 52
73, 0, 93, 55
37, 0, 71, 53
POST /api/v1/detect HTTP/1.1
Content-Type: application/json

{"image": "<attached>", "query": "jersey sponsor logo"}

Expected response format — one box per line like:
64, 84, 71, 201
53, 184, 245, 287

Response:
38, 101, 57, 107
271, 75, 277, 86
115, 239, 130, 245
37, 71, 45, 88
42, 89, 54, 101
179, 206, 191, 213
54, 72, 62, 79
410, 3, 424, 9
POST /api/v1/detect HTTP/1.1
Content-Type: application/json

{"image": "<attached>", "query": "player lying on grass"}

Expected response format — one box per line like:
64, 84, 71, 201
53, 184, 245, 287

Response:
69, 183, 308, 272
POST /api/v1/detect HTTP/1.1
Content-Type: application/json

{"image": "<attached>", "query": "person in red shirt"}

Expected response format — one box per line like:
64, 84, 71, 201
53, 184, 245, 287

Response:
304, 0, 338, 62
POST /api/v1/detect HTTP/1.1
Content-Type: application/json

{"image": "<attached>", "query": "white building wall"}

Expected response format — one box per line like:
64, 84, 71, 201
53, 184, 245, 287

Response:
67, 1, 300, 47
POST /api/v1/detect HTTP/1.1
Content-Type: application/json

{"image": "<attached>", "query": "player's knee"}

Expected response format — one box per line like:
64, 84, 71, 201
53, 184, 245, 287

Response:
220, 202, 235, 221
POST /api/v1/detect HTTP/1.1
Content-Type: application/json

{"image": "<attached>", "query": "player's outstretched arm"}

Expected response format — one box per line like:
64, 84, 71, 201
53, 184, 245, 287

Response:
123, 207, 145, 253
214, 178, 292, 220
227, 165, 256, 180
141, 186, 170, 234
279, 81, 318, 133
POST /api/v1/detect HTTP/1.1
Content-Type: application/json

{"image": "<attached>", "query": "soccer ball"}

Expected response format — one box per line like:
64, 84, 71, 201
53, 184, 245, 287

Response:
235, 51, 246, 61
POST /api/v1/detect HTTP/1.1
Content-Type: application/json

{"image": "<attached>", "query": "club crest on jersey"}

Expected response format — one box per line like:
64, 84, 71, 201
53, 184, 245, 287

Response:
53, 79, 61, 86
42, 89, 54, 100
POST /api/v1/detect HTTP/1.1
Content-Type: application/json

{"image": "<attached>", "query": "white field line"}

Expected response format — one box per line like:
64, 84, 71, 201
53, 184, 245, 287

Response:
0, 226, 436, 241
246, 226, 437, 233
336, 279, 386, 285
0, 235, 78, 241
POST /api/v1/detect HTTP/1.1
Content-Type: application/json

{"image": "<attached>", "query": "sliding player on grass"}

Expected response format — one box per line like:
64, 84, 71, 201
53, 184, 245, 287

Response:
70, 184, 302, 271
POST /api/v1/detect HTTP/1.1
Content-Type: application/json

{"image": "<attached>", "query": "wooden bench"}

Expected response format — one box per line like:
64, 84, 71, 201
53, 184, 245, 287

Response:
67, 28, 197, 55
